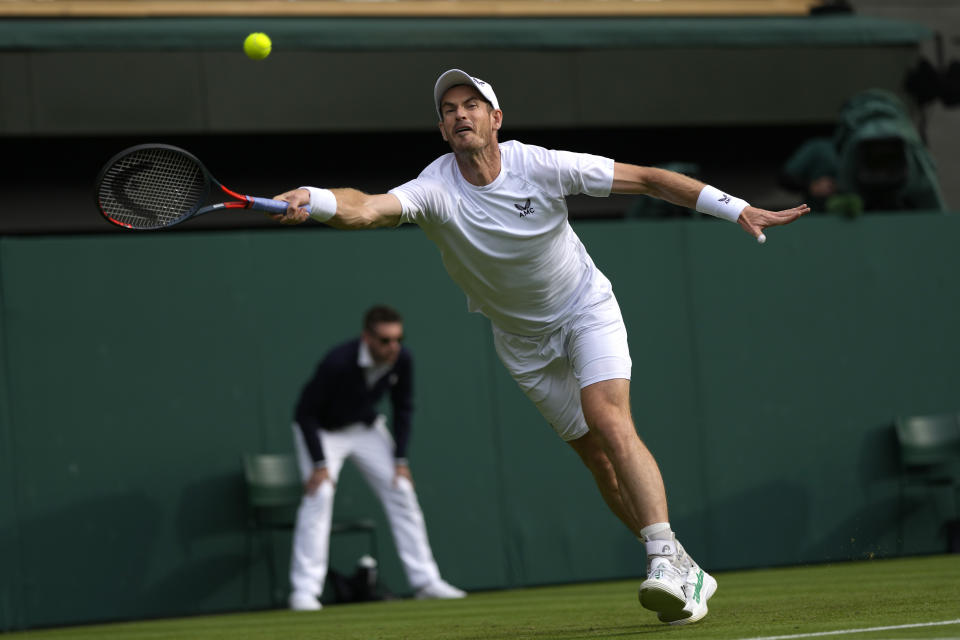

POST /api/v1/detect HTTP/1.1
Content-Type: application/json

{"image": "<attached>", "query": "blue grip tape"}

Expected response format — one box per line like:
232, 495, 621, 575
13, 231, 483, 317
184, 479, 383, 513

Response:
250, 197, 291, 214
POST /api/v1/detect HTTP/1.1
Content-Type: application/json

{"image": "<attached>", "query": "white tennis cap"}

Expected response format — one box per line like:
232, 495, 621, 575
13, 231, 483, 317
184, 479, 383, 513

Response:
434, 69, 500, 118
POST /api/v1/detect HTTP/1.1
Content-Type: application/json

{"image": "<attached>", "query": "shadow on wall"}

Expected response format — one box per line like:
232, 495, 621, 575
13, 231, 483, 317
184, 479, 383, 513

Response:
497, 420, 931, 582
9, 493, 163, 628
680, 422, 920, 572
702, 481, 811, 572
8, 473, 263, 629
174, 471, 247, 555
805, 421, 954, 560
168, 471, 267, 611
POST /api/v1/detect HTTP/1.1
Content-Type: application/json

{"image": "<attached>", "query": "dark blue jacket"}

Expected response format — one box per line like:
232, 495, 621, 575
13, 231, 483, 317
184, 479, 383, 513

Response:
295, 338, 413, 465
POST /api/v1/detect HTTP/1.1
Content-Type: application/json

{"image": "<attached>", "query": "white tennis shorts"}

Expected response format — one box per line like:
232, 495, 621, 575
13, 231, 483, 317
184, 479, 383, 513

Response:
491, 283, 632, 441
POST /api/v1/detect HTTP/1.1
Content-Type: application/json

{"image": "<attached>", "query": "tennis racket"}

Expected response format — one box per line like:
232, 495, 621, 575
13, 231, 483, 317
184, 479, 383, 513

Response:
95, 143, 291, 230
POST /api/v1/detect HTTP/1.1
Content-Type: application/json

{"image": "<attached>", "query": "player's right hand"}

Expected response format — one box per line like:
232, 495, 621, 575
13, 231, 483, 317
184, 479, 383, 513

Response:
272, 188, 312, 225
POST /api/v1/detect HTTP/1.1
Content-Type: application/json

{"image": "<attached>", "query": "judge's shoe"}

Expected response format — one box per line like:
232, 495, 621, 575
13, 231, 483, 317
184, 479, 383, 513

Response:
415, 580, 467, 600
289, 591, 322, 611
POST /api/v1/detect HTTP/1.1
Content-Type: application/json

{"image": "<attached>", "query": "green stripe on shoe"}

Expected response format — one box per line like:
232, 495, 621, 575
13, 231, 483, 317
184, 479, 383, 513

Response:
693, 570, 704, 603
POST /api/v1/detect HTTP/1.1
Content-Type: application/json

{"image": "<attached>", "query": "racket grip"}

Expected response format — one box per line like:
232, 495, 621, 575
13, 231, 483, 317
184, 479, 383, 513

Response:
249, 197, 294, 215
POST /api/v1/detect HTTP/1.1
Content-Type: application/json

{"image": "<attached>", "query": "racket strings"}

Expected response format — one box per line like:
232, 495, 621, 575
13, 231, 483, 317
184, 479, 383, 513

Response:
98, 148, 207, 229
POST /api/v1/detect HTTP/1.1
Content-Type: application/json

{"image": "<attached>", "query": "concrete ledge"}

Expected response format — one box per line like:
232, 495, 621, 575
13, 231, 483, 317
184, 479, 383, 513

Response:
0, 0, 821, 18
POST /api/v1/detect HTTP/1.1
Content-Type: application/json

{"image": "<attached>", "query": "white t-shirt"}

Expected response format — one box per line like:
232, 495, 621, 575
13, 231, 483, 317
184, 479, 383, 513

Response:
390, 140, 615, 336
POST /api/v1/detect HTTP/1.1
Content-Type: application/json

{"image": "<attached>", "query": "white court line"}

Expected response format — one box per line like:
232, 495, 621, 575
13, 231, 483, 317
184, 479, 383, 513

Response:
739, 619, 960, 640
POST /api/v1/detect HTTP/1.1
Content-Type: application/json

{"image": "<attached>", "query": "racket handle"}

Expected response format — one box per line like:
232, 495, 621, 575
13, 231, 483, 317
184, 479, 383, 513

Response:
249, 197, 294, 215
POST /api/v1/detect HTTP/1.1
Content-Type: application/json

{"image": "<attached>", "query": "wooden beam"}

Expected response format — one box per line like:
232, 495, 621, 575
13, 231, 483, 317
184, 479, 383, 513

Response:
0, 0, 821, 18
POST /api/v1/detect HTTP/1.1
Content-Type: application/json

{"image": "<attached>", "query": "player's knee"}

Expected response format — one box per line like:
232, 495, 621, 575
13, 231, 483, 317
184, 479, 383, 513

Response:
586, 406, 633, 438
589, 422, 640, 466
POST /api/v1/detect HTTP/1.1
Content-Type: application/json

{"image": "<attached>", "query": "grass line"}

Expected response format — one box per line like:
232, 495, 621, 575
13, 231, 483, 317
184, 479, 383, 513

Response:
740, 619, 960, 640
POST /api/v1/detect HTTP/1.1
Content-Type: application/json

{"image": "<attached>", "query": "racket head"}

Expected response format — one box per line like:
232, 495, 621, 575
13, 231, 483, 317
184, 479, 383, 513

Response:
95, 144, 213, 230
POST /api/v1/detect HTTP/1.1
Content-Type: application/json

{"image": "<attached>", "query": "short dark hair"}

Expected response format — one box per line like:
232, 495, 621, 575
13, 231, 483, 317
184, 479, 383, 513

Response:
363, 304, 402, 332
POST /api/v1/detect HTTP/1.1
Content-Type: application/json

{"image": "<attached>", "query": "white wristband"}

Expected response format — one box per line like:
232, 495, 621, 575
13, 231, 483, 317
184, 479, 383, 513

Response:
696, 185, 749, 223
301, 186, 338, 222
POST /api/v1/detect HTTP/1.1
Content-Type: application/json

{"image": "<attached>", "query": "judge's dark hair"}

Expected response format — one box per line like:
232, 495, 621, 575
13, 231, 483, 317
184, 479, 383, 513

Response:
364, 305, 402, 332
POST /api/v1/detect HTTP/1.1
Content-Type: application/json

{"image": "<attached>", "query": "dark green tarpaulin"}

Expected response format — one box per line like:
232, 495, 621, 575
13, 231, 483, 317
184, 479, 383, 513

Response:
0, 15, 932, 52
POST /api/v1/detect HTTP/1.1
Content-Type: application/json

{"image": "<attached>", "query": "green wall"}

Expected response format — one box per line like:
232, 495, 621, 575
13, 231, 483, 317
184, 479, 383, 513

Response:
1, 213, 958, 630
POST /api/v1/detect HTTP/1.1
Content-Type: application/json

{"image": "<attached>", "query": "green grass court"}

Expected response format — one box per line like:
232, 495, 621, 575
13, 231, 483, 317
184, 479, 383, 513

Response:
9, 555, 960, 640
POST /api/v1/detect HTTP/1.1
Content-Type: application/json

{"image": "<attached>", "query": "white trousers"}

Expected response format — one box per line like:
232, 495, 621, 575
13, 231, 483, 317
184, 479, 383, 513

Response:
289, 417, 442, 597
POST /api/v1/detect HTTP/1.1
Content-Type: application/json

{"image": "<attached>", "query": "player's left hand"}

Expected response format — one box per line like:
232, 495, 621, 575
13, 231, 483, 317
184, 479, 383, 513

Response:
393, 463, 414, 488
738, 204, 810, 243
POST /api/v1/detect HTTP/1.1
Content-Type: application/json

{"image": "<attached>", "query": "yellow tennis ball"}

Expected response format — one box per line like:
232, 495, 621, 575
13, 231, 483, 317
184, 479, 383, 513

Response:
243, 32, 271, 60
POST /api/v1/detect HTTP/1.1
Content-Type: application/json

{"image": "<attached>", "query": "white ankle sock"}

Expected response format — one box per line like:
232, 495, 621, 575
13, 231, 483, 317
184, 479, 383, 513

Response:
640, 522, 673, 542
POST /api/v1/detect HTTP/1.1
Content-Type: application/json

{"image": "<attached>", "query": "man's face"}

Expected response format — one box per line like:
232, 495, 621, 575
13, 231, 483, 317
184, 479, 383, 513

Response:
362, 321, 404, 365
437, 85, 502, 152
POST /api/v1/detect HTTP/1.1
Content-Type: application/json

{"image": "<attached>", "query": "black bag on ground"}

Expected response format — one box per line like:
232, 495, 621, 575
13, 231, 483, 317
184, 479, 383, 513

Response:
328, 555, 392, 603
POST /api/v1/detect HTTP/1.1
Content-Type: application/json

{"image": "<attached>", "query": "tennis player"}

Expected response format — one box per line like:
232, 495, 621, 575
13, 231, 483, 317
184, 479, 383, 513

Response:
271, 69, 808, 625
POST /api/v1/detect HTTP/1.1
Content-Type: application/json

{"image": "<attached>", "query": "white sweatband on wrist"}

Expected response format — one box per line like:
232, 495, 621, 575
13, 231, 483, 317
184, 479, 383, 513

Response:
301, 186, 338, 222
696, 185, 749, 223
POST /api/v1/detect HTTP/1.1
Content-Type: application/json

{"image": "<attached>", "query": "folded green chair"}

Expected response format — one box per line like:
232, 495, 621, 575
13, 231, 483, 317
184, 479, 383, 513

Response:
894, 413, 960, 552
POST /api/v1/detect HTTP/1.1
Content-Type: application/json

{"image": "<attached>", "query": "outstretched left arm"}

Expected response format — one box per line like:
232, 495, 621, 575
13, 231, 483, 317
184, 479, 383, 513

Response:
612, 162, 809, 242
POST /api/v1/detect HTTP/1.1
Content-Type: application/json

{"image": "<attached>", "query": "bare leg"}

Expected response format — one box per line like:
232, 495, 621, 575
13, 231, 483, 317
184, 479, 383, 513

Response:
568, 429, 642, 536
577, 378, 668, 531
574, 380, 717, 623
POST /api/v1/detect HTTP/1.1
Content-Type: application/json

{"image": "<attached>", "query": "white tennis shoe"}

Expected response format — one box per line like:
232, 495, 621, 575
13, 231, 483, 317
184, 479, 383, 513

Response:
657, 545, 718, 625
638, 539, 686, 616
658, 566, 717, 624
